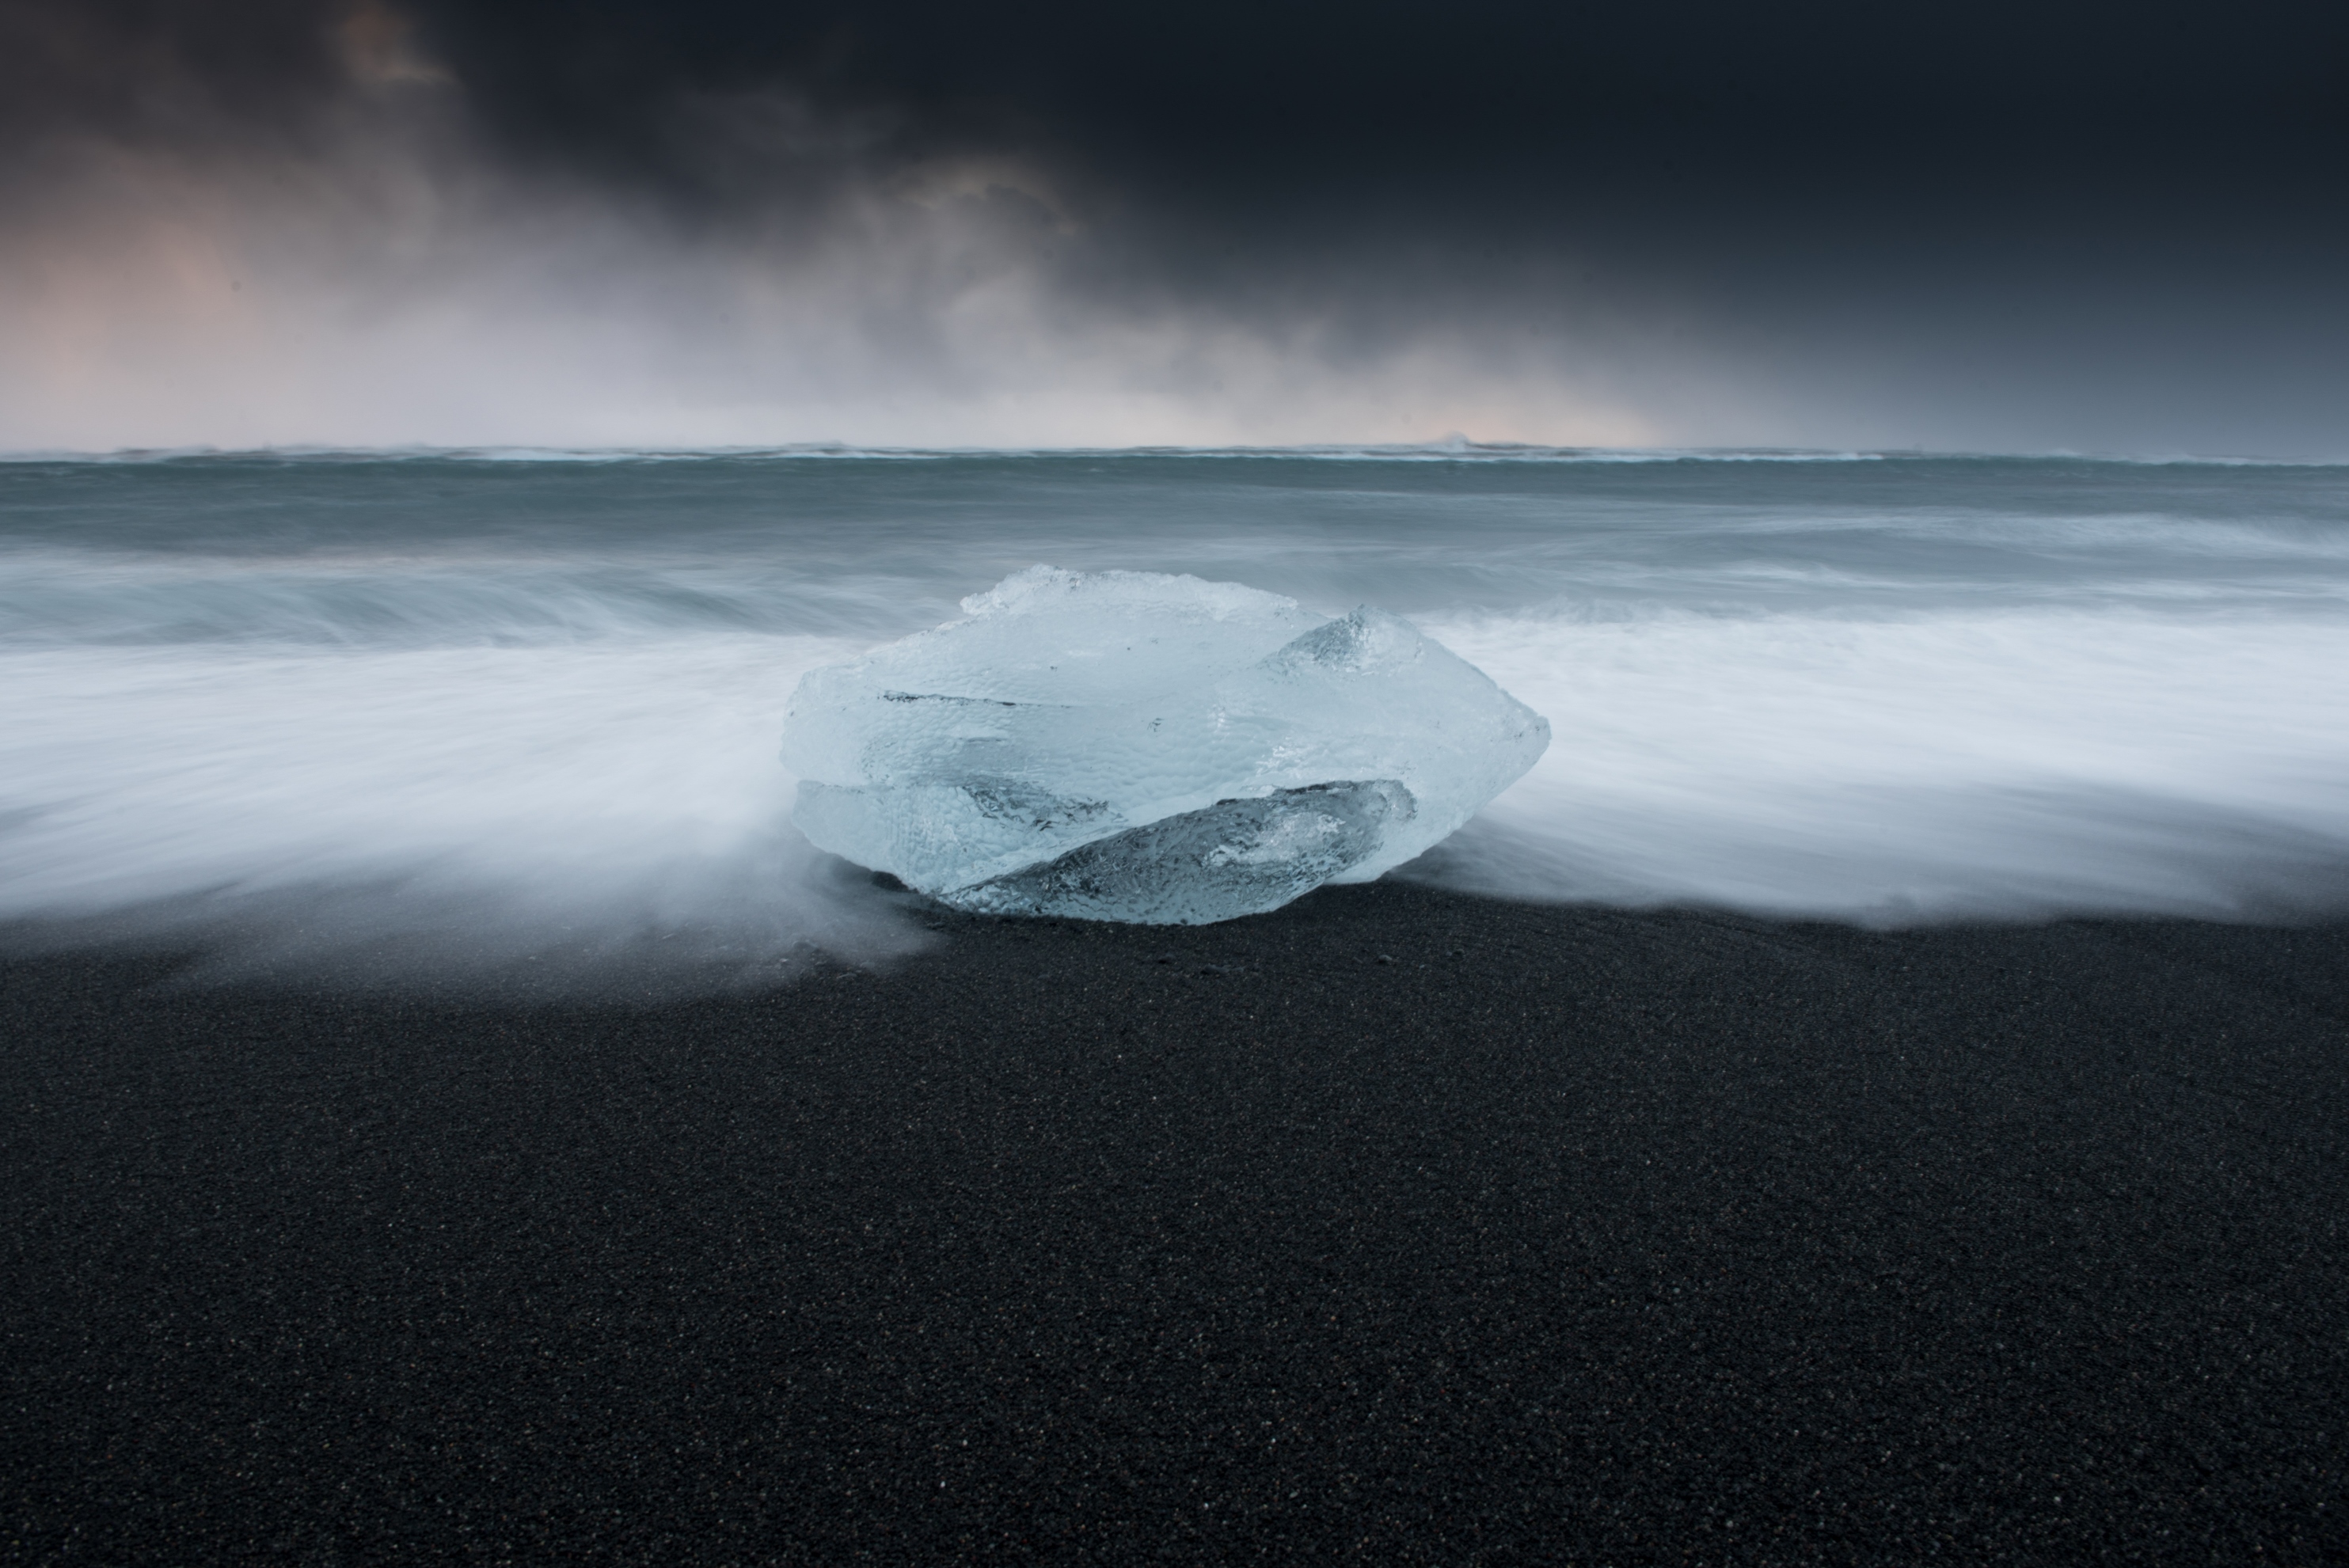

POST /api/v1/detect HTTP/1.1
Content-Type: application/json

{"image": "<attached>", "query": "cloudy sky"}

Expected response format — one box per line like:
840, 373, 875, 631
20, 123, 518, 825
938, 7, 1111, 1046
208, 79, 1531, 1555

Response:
3, 0, 2343, 453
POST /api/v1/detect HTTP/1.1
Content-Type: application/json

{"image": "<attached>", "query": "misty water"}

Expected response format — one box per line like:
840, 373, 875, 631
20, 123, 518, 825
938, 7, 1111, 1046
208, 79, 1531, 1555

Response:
3, 447, 2346, 986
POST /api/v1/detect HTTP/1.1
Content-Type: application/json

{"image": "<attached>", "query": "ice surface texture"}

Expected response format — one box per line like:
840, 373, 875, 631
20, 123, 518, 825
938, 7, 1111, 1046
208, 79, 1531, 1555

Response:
781, 568, 1550, 923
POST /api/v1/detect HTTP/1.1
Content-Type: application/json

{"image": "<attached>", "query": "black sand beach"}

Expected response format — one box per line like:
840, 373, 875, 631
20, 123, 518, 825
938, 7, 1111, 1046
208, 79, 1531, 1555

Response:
5, 884, 2345, 1562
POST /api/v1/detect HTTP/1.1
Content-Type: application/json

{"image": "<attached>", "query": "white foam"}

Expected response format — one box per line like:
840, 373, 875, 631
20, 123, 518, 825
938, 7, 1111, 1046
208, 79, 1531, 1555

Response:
0, 633, 922, 986
1414, 607, 2349, 918
6, 598, 2339, 983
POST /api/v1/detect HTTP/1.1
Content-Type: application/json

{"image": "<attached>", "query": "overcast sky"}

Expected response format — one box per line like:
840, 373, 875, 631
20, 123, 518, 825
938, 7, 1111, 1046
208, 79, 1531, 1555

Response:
4, 0, 2344, 453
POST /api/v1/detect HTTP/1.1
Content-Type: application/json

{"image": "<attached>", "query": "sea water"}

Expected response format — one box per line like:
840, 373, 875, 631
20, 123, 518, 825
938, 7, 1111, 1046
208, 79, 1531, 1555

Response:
2, 447, 2344, 985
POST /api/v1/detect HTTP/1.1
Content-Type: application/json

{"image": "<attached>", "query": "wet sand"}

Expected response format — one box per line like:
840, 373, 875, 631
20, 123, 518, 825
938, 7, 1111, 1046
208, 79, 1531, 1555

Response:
4, 884, 2345, 1561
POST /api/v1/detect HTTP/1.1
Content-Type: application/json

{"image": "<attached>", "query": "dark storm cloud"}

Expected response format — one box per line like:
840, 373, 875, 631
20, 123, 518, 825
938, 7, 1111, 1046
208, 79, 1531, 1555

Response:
17, 1, 2343, 218
411, 0, 2349, 220
406, 0, 2349, 454
0, 1, 353, 154
3, 0, 2346, 453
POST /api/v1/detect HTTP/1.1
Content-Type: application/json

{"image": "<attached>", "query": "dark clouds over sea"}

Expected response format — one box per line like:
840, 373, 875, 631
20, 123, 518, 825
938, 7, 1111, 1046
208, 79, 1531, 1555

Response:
4, 1, 2345, 451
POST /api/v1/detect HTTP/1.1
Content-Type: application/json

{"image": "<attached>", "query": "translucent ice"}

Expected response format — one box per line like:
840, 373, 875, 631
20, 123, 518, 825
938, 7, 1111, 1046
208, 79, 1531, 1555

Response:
781, 568, 1550, 923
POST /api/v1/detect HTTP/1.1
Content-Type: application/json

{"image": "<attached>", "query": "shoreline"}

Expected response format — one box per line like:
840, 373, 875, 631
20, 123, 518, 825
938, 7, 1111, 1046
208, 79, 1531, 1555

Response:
6, 883, 2345, 1559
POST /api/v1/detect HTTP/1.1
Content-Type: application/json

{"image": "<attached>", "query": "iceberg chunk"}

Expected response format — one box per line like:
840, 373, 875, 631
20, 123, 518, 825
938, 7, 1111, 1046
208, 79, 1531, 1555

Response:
781, 567, 1550, 923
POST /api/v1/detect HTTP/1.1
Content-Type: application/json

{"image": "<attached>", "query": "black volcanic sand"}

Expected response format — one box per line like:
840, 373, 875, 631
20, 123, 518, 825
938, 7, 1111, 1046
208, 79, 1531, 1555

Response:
5, 885, 2347, 1564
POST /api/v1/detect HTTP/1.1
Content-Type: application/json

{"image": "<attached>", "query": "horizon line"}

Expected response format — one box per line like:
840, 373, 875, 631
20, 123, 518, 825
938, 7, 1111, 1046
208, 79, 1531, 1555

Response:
4, 442, 2340, 469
